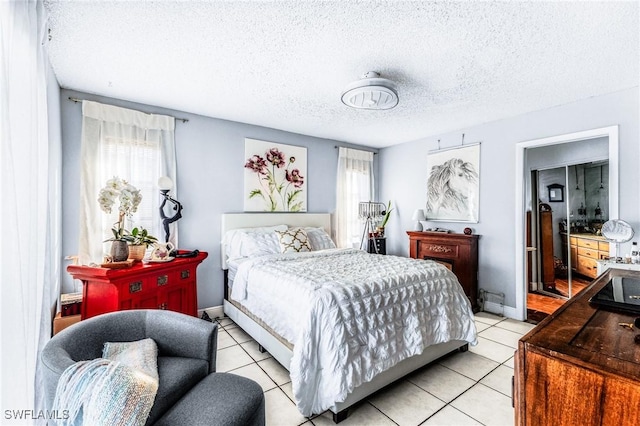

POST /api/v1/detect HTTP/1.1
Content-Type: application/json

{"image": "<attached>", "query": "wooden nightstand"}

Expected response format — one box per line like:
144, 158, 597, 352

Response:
67, 251, 208, 319
367, 237, 386, 254
407, 231, 479, 311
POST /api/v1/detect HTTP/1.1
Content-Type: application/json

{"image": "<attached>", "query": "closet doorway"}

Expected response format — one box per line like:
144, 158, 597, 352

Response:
515, 126, 619, 322
527, 161, 609, 320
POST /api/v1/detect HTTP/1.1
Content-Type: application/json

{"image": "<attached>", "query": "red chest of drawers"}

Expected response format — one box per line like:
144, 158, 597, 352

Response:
67, 252, 208, 319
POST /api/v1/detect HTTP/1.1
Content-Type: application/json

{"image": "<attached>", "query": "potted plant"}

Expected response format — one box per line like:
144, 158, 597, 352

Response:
376, 201, 394, 237
98, 177, 142, 262
124, 227, 158, 261
103, 224, 130, 262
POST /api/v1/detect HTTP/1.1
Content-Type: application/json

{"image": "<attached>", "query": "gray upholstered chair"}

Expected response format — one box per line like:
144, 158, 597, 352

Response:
41, 309, 265, 426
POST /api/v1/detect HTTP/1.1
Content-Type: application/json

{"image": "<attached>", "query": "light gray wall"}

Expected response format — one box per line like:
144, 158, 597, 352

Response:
526, 137, 608, 171
60, 87, 638, 312
60, 89, 377, 308
378, 87, 639, 310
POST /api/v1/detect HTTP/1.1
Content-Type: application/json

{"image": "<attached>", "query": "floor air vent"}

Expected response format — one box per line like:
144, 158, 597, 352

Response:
478, 289, 505, 316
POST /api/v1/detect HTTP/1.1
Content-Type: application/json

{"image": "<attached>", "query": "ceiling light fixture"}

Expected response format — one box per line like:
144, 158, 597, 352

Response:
341, 71, 399, 110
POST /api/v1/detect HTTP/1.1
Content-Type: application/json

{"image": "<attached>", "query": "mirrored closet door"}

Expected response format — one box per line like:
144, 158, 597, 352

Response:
531, 161, 609, 300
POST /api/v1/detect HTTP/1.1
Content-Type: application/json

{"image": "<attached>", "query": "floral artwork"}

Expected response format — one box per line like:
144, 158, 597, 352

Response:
244, 138, 307, 212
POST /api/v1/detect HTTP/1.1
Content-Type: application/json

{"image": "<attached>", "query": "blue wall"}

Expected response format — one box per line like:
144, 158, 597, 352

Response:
60, 86, 638, 318
60, 89, 378, 308
378, 87, 639, 316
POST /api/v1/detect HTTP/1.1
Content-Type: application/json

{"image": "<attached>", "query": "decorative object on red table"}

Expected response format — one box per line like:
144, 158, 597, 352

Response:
61, 292, 83, 316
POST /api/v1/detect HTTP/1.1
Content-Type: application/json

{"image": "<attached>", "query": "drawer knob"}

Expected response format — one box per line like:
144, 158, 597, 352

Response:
157, 275, 168, 286
129, 281, 142, 293
180, 270, 190, 279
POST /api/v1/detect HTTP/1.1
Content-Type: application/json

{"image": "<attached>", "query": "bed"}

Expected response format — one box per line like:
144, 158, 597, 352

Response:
221, 212, 477, 423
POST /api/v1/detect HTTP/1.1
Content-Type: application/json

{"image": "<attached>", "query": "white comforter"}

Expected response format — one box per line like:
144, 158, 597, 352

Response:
231, 248, 477, 416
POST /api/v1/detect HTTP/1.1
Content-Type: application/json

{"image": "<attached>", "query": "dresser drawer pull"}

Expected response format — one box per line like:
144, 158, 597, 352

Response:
129, 281, 142, 293
427, 244, 453, 253
181, 270, 190, 279
157, 275, 168, 286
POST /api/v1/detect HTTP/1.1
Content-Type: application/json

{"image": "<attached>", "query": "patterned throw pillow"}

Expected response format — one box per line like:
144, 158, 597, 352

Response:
275, 228, 312, 253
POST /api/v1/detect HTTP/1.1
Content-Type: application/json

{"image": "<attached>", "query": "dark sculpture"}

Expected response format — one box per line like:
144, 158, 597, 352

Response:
159, 189, 183, 243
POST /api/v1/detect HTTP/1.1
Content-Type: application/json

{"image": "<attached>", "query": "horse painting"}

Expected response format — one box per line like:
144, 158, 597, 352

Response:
426, 157, 478, 221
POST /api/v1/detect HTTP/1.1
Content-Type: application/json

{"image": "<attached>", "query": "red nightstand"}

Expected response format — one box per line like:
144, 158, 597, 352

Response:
67, 251, 208, 319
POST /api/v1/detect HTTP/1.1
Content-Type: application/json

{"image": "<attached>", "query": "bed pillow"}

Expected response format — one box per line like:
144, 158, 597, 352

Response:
239, 231, 281, 258
305, 227, 336, 251
223, 225, 287, 260
275, 227, 312, 253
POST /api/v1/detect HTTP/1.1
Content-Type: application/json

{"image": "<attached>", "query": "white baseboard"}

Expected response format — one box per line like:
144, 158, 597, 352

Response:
198, 305, 224, 320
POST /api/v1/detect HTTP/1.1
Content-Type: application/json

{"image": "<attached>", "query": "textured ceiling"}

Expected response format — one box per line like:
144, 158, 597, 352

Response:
44, 1, 639, 148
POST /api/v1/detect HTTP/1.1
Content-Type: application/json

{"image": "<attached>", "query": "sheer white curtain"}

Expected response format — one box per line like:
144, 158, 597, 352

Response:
1, 0, 61, 421
335, 147, 375, 248
78, 101, 176, 265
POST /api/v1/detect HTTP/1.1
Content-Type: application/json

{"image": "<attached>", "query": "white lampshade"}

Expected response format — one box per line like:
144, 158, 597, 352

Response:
412, 209, 426, 221
412, 209, 425, 231
158, 176, 173, 191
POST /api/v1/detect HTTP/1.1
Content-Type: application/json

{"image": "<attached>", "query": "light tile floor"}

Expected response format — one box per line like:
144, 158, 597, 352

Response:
214, 312, 535, 426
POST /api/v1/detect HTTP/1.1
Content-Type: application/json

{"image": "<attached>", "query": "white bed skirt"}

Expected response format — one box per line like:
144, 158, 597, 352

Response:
223, 299, 467, 416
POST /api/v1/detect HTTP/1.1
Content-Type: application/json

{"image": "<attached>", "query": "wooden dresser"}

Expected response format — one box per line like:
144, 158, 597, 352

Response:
67, 251, 208, 319
407, 231, 479, 311
561, 233, 610, 279
515, 268, 640, 425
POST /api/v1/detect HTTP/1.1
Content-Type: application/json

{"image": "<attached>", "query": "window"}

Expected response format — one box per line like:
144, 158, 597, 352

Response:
335, 147, 375, 248
78, 101, 176, 264
100, 136, 162, 234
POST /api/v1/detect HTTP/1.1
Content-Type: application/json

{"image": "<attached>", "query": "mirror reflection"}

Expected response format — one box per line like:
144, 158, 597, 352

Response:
524, 132, 613, 323
563, 161, 609, 234
532, 159, 610, 303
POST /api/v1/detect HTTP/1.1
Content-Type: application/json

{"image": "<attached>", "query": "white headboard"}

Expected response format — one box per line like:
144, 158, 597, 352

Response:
220, 213, 332, 269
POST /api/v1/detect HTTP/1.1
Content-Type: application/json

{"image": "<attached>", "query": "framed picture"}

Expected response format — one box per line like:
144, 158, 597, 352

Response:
425, 143, 480, 222
243, 138, 307, 212
547, 183, 564, 202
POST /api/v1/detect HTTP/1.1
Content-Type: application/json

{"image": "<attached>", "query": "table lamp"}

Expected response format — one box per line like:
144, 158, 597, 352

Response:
412, 209, 426, 231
